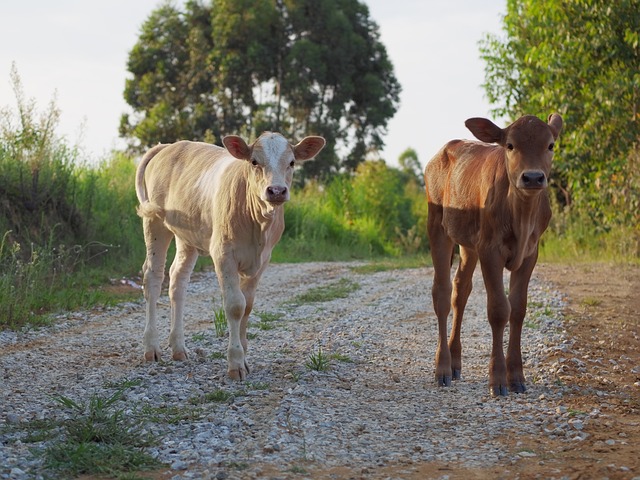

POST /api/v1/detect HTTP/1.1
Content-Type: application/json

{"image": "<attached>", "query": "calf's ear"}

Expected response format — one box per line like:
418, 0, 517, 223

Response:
223, 135, 252, 160
547, 114, 563, 139
293, 136, 326, 162
465, 117, 503, 144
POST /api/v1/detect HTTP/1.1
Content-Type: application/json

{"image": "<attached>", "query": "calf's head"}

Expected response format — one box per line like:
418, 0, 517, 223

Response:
223, 132, 325, 205
465, 114, 563, 193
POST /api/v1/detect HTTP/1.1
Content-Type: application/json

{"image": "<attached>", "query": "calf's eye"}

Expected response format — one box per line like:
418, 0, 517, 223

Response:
549, 143, 555, 151
251, 159, 258, 166
507, 143, 514, 151
290, 160, 295, 167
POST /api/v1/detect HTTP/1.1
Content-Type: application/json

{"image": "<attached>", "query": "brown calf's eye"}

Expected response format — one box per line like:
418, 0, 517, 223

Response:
507, 143, 514, 151
549, 143, 555, 151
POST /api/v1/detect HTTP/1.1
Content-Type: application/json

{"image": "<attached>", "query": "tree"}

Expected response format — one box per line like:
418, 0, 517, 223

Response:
479, 0, 640, 229
398, 147, 423, 187
120, 0, 401, 180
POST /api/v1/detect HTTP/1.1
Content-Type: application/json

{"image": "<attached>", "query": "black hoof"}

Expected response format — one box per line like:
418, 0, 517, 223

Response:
437, 375, 452, 387
490, 385, 509, 397
452, 369, 461, 380
510, 382, 527, 394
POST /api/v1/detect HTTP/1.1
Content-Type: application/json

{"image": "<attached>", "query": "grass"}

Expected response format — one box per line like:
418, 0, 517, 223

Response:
255, 310, 284, 330
213, 306, 227, 337
33, 382, 161, 478
581, 297, 602, 307
292, 278, 360, 305
350, 254, 430, 273
189, 389, 236, 405
305, 345, 331, 372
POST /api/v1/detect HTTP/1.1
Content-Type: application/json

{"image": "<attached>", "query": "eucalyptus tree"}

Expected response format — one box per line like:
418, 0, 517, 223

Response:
120, 0, 401, 179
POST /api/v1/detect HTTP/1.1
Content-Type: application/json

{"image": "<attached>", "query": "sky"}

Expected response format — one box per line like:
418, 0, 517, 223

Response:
0, 1, 505, 168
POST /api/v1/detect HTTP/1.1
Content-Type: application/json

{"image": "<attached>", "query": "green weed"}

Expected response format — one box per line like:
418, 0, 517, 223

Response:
581, 297, 602, 307
213, 306, 227, 337
189, 389, 236, 405
39, 383, 161, 477
292, 278, 360, 305
305, 345, 331, 372
329, 353, 353, 363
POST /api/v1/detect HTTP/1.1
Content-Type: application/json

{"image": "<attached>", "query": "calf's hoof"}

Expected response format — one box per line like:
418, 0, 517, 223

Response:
172, 350, 188, 361
452, 368, 461, 380
227, 361, 250, 381
509, 382, 527, 394
490, 384, 509, 397
144, 349, 161, 362
436, 374, 452, 387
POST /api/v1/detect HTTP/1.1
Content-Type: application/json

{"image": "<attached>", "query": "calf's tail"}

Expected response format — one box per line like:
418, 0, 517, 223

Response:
135, 144, 167, 219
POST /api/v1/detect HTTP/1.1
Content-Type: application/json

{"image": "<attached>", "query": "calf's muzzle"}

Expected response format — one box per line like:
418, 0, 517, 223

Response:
265, 185, 289, 204
518, 170, 547, 189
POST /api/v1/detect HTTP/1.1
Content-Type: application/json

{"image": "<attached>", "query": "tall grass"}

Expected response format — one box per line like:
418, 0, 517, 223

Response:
540, 204, 640, 263
0, 69, 144, 328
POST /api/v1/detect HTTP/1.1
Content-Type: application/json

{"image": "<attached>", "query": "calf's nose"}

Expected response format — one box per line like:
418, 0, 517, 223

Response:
520, 170, 547, 189
265, 185, 289, 203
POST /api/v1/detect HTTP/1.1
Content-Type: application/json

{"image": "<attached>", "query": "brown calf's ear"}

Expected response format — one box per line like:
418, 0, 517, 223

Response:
547, 114, 563, 139
293, 136, 326, 161
223, 135, 252, 160
464, 118, 503, 144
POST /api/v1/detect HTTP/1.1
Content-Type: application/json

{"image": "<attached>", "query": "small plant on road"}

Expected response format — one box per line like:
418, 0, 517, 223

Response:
213, 305, 227, 337
305, 345, 331, 372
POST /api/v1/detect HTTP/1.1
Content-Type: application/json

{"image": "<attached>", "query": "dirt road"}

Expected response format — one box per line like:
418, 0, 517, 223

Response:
1, 262, 638, 479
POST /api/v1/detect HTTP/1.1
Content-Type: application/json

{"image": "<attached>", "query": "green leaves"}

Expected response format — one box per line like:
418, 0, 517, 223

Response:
480, 0, 640, 231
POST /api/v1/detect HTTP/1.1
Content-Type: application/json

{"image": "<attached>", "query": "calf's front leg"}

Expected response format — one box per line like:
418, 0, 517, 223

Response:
215, 256, 249, 380
506, 251, 538, 393
480, 256, 511, 396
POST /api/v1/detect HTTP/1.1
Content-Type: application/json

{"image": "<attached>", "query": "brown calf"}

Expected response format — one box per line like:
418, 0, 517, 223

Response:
424, 114, 563, 396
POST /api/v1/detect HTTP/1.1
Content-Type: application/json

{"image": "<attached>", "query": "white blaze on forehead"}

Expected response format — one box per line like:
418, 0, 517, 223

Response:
259, 133, 291, 168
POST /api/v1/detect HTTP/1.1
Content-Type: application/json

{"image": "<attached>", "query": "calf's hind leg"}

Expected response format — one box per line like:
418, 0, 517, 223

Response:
168, 237, 199, 361
449, 246, 478, 380
428, 204, 455, 386
142, 217, 173, 362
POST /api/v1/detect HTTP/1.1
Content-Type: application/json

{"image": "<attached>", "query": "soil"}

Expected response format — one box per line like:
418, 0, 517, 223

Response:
358, 262, 640, 480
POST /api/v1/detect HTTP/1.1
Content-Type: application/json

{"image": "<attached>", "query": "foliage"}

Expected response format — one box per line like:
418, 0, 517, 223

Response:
275, 158, 428, 261
120, 0, 401, 180
0, 69, 143, 328
0, 64, 84, 248
213, 305, 227, 337
479, 0, 640, 241
43, 383, 161, 477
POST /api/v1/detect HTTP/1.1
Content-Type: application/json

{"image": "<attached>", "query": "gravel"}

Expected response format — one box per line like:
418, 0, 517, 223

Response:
0, 262, 585, 479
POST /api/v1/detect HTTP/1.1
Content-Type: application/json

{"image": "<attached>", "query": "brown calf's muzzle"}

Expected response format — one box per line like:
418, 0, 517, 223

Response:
518, 170, 548, 190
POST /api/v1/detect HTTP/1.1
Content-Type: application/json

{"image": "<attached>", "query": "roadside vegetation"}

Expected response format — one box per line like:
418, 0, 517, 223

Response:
2, 0, 639, 332
0, 72, 637, 332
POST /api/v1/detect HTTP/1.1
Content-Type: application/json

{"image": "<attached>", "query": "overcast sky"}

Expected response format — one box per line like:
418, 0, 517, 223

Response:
0, 1, 504, 167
